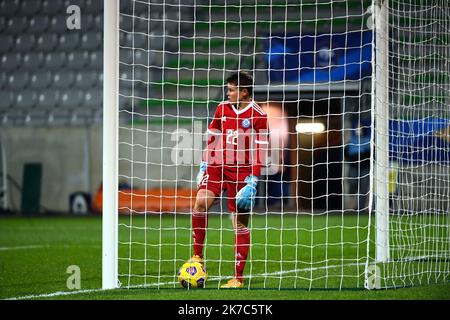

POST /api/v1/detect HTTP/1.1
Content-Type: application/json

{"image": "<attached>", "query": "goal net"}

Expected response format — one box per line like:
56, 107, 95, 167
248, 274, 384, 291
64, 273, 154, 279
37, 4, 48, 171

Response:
102, 0, 450, 290
370, 0, 450, 288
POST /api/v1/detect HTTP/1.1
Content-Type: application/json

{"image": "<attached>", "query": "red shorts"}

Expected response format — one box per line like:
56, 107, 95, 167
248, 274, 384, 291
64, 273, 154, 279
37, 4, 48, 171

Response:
198, 165, 253, 213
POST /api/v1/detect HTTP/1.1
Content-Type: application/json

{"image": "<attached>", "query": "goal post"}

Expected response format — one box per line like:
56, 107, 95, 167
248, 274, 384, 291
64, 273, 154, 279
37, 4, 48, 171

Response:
102, 0, 120, 290
374, 0, 390, 264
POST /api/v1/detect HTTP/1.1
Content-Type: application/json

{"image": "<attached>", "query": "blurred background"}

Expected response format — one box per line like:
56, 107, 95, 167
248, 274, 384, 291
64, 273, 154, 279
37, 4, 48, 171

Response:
0, 0, 374, 216
0, 0, 104, 215
0, 0, 448, 217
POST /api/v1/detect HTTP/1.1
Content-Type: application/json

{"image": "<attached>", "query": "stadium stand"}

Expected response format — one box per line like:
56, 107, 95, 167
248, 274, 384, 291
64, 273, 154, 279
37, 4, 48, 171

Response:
0, 0, 104, 125
0, 0, 371, 126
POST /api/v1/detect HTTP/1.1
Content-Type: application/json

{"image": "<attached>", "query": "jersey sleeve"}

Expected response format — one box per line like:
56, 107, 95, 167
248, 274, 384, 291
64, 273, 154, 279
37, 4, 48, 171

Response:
203, 104, 223, 162
207, 104, 222, 132
252, 114, 270, 177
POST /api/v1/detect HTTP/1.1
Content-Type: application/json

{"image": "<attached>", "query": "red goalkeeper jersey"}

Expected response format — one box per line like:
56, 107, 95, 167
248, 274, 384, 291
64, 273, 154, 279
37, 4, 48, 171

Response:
203, 100, 270, 177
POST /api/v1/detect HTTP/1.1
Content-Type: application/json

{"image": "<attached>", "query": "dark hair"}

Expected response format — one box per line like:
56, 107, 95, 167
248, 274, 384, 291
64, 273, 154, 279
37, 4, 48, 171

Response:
226, 71, 253, 97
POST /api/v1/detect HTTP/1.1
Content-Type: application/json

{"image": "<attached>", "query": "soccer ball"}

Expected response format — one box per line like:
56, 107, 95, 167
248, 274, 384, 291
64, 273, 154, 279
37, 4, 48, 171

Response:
177, 261, 207, 288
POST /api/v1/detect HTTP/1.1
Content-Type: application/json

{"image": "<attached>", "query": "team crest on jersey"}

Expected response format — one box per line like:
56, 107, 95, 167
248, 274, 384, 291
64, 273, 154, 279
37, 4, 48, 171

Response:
241, 118, 251, 128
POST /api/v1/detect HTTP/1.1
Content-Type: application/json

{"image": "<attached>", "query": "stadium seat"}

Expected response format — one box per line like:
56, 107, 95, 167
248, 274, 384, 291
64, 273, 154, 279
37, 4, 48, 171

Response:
120, 0, 131, 15
89, 51, 102, 69
119, 88, 133, 110
134, 50, 155, 66
119, 70, 133, 93
29, 16, 50, 34
60, 89, 83, 108
20, 0, 42, 17
132, 33, 149, 50
64, 0, 84, 8
137, 15, 156, 33
16, 91, 38, 109
66, 51, 89, 69
85, 0, 103, 14
58, 33, 81, 51
6, 16, 28, 35
15, 34, 36, 52
53, 71, 75, 89
74, 70, 99, 89
0, 72, 7, 89
71, 107, 94, 125
1, 53, 21, 72
41, 0, 65, 16
120, 48, 134, 65
70, 108, 92, 125
3, 108, 25, 125
80, 32, 102, 50
50, 16, 69, 34
22, 52, 45, 71
25, 109, 48, 125
30, 71, 53, 89
83, 14, 102, 32
0, 17, 6, 33
120, 15, 134, 32
134, 3, 150, 18
36, 33, 59, 52
92, 15, 103, 31
0, 35, 14, 53
37, 89, 61, 109
0, 90, 14, 110
119, 96, 131, 111
83, 89, 102, 108
129, 67, 148, 87
44, 52, 67, 70
120, 31, 131, 46
48, 108, 70, 125
82, 15, 95, 31
92, 107, 103, 123
120, 32, 150, 50
8, 71, 30, 90
0, 0, 20, 18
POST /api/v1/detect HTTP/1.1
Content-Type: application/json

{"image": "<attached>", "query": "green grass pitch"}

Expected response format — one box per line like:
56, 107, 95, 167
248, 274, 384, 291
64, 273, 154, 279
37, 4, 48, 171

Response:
0, 215, 449, 300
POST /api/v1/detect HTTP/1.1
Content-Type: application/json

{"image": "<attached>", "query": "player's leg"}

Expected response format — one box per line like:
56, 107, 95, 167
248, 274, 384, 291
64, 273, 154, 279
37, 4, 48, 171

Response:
231, 209, 251, 284
191, 166, 222, 262
221, 177, 251, 288
191, 189, 216, 261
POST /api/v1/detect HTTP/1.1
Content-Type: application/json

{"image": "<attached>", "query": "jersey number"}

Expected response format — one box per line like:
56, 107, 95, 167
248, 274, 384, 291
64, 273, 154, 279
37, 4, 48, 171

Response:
226, 129, 238, 146
200, 174, 209, 186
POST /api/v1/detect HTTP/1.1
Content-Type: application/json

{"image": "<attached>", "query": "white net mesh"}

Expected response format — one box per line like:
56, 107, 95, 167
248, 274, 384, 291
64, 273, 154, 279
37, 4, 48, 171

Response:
113, 0, 449, 290
369, 0, 450, 288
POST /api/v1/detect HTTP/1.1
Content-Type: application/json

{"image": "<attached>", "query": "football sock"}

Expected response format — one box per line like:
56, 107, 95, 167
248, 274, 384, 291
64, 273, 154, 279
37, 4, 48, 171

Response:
234, 226, 250, 281
192, 209, 207, 259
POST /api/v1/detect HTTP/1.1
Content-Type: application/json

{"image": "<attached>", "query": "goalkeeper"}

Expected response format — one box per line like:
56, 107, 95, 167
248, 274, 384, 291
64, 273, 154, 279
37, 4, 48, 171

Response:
188, 71, 270, 288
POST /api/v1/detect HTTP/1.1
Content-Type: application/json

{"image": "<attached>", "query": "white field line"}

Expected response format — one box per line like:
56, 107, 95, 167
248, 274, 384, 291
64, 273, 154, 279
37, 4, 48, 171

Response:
0, 245, 100, 251
0, 244, 53, 251
3, 261, 366, 300
0, 245, 48, 251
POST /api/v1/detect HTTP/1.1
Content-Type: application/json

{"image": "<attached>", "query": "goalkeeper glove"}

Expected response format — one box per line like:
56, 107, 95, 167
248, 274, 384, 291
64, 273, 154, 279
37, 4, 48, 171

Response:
196, 161, 207, 187
236, 175, 258, 210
